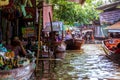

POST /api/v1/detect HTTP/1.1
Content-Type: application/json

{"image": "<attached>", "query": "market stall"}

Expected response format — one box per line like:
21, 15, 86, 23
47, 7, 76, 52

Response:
0, 44, 36, 79
0, 0, 36, 79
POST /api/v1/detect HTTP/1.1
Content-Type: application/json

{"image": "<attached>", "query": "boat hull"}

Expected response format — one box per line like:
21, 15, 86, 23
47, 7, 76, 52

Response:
102, 39, 120, 63
0, 62, 36, 80
65, 39, 84, 50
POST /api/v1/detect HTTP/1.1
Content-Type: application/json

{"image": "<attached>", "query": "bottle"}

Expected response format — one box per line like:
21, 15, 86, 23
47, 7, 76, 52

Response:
16, 56, 20, 67
8, 59, 13, 69
13, 58, 18, 68
4, 59, 10, 70
0, 56, 4, 66
0, 56, 4, 70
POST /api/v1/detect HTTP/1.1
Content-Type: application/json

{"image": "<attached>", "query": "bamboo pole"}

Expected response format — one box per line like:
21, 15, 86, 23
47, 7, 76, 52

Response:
36, 9, 42, 71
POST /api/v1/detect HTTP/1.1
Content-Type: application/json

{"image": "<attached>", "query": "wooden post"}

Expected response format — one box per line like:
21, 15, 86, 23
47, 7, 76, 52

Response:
49, 12, 53, 32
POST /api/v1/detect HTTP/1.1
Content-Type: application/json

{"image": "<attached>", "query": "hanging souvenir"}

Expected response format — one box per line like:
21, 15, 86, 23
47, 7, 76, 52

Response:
0, 0, 9, 7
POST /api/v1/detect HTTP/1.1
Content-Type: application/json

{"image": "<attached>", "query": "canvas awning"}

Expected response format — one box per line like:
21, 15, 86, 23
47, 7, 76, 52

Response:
105, 21, 120, 29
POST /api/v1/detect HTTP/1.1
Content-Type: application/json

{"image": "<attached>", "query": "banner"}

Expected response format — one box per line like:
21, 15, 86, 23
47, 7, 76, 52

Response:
43, 21, 63, 32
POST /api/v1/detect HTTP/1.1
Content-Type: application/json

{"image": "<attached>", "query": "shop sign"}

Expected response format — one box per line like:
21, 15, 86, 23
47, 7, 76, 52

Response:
22, 27, 35, 38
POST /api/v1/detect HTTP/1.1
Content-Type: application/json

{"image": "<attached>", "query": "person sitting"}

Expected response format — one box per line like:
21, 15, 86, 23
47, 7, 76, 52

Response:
55, 34, 61, 42
114, 43, 120, 54
65, 31, 74, 50
6, 36, 27, 57
65, 32, 73, 41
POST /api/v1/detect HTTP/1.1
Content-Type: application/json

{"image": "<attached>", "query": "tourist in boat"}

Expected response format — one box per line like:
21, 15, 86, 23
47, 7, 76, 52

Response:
6, 36, 27, 57
109, 37, 114, 44
86, 32, 91, 42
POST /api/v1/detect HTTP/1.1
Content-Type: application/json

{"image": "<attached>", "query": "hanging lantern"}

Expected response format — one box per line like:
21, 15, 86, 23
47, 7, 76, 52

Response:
0, 0, 9, 7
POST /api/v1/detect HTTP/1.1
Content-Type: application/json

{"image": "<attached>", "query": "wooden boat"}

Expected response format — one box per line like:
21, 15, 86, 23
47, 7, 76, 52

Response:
54, 41, 66, 53
54, 41, 66, 59
102, 38, 120, 63
65, 39, 84, 50
0, 60, 36, 80
41, 41, 66, 59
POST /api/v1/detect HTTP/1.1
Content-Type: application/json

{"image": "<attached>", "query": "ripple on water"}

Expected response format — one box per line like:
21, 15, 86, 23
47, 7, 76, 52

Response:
35, 44, 120, 80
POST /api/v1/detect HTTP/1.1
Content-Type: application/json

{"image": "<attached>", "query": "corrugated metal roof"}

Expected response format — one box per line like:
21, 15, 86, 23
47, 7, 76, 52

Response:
96, 1, 120, 10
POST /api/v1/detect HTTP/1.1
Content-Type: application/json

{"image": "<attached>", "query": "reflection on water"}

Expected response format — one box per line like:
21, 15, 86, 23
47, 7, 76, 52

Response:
34, 44, 120, 80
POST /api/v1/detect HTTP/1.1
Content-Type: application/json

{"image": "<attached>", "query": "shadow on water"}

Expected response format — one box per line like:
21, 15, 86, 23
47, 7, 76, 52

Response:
33, 44, 120, 80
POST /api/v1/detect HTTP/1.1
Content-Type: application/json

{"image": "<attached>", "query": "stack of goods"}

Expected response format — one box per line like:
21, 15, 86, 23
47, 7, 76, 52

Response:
0, 43, 36, 79
0, 44, 35, 70
0, 51, 31, 70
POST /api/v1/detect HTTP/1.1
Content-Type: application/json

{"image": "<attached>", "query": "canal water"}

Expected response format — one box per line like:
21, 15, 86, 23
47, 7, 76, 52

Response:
34, 44, 120, 80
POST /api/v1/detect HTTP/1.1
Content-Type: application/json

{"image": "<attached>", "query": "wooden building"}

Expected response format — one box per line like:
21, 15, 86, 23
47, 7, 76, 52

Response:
97, 1, 120, 25
94, 1, 120, 38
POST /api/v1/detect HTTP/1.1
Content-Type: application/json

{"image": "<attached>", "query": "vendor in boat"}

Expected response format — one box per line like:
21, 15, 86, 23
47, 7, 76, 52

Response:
65, 31, 73, 41
6, 36, 27, 57
65, 31, 74, 49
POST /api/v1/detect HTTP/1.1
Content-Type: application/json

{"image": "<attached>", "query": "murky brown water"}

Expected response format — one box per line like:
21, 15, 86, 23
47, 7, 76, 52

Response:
33, 44, 120, 80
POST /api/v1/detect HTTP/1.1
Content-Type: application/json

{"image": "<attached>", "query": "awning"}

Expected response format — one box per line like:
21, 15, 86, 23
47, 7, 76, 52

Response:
82, 29, 93, 34
105, 21, 120, 29
108, 30, 120, 32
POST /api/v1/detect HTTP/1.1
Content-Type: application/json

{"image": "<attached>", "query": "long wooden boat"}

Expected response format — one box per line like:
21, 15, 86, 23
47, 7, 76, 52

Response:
102, 38, 120, 63
65, 39, 84, 50
41, 41, 66, 59
0, 61, 36, 80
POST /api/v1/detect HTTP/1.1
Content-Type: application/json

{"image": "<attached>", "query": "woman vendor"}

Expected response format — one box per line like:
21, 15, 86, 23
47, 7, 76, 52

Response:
6, 36, 27, 57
